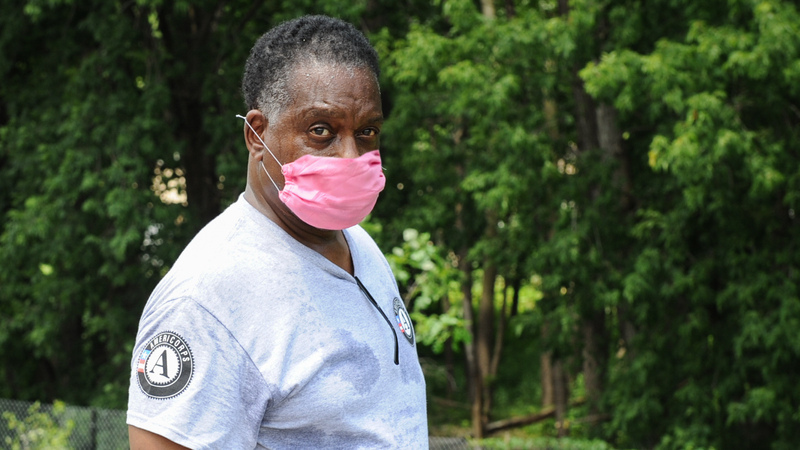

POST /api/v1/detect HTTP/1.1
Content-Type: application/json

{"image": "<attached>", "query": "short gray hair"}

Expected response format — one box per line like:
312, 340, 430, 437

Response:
241, 15, 380, 120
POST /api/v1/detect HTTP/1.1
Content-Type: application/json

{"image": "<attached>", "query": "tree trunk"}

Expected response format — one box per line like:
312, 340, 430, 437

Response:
558, 1, 620, 433
582, 313, 603, 416
475, 205, 501, 435
487, 397, 588, 434
509, 277, 521, 317
460, 253, 481, 438
162, 6, 221, 228
490, 280, 509, 378
477, 258, 497, 425
480, 0, 496, 19
553, 359, 569, 437
572, 80, 599, 153
504, 0, 516, 18
596, 102, 632, 208
455, 199, 480, 437
618, 303, 637, 360
442, 294, 457, 398
541, 350, 554, 408
543, 98, 559, 140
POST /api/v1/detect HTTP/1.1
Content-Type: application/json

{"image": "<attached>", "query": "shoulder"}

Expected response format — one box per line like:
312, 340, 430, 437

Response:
156, 198, 294, 296
128, 295, 270, 448
345, 225, 386, 264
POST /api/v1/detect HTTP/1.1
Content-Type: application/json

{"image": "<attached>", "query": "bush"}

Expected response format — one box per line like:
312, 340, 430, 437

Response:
3, 400, 74, 450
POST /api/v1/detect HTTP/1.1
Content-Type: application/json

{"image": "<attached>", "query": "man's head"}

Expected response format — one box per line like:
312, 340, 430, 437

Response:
240, 15, 384, 235
242, 15, 380, 121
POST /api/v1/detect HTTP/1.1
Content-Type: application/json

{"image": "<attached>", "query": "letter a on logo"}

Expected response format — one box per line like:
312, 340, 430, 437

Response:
150, 349, 169, 377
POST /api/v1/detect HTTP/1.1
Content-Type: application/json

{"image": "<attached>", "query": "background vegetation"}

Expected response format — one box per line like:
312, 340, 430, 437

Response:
1, 0, 799, 448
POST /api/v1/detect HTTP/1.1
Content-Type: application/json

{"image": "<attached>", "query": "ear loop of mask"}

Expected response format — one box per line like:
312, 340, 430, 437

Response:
236, 114, 283, 192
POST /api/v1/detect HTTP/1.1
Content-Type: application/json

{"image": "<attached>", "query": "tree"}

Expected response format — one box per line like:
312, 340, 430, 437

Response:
382, 0, 800, 447
580, 0, 800, 447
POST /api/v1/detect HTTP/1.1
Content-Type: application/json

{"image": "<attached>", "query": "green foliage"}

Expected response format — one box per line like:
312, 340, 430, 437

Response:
386, 228, 468, 353
0, 0, 181, 406
381, 0, 800, 447
481, 436, 616, 450
582, 0, 800, 448
3, 401, 74, 450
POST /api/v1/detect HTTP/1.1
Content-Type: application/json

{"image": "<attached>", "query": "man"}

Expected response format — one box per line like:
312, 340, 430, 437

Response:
127, 15, 428, 449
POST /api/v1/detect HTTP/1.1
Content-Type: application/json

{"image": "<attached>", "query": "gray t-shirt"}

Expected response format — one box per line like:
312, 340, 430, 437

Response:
127, 195, 428, 449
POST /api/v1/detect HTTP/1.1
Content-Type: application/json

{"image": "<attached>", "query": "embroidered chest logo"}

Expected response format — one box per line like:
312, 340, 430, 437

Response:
393, 297, 415, 346
137, 331, 194, 399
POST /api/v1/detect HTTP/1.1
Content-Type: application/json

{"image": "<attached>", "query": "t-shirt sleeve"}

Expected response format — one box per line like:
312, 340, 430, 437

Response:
127, 297, 271, 449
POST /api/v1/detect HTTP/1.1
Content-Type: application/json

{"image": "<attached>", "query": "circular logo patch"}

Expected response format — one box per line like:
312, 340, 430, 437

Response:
393, 297, 415, 346
137, 331, 193, 399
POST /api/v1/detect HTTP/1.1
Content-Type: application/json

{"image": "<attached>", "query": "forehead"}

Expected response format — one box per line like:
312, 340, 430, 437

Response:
281, 61, 382, 121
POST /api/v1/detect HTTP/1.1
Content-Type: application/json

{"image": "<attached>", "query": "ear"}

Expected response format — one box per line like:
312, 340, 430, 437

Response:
243, 109, 268, 160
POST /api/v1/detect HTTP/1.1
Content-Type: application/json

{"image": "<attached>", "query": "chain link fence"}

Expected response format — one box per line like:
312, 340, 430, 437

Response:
1, 398, 473, 449
0, 399, 127, 449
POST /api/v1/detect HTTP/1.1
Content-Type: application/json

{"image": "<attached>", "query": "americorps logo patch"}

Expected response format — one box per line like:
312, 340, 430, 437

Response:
393, 297, 415, 346
137, 331, 193, 399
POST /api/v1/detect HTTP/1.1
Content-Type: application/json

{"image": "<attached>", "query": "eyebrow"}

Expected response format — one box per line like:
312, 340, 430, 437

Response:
364, 114, 385, 126
300, 106, 384, 125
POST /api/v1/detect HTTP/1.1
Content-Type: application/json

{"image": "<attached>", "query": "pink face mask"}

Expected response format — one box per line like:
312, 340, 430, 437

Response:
238, 115, 386, 230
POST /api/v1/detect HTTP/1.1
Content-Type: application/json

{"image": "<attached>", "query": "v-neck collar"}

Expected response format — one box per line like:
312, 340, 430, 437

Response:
235, 195, 361, 281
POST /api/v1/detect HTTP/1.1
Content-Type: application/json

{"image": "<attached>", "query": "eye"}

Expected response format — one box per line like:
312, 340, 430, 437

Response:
358, 128, 380, 138
310, 126, 331, 136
